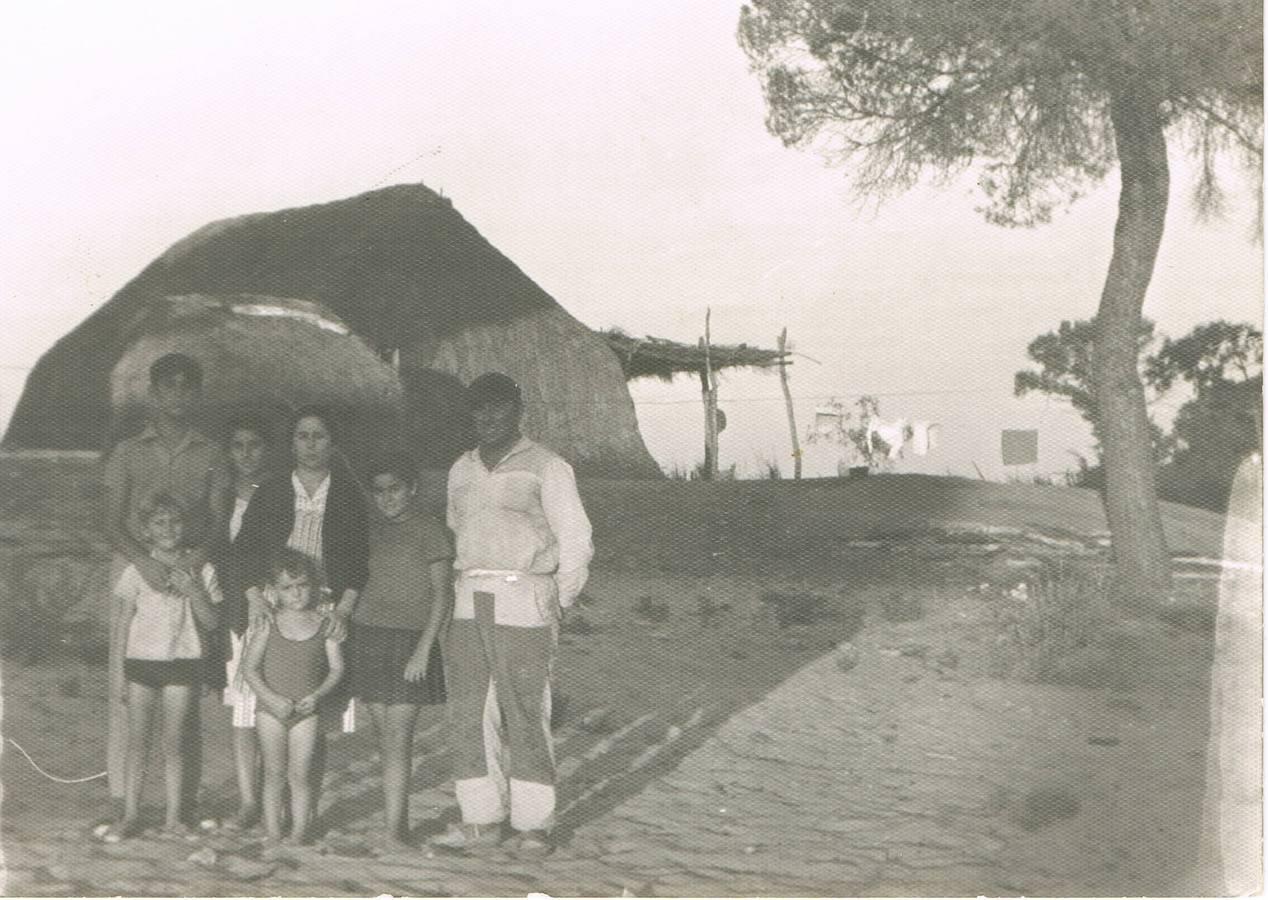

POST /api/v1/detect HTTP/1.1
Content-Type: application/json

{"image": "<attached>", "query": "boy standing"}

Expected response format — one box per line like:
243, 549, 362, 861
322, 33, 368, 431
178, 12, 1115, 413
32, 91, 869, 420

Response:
102, 353, 227, 817
435, 373, 593, 857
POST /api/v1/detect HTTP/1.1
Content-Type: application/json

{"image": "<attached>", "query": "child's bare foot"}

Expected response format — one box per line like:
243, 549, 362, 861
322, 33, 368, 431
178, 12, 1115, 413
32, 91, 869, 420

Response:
224, 804, 260, 832
286, 828, 313, 847
163, 820, 191, 839
260, 838, 290, 861
101, 818, 143, 844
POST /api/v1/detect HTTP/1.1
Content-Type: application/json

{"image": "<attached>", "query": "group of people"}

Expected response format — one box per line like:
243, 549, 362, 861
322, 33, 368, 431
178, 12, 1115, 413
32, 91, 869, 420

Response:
101, 353, 593, 857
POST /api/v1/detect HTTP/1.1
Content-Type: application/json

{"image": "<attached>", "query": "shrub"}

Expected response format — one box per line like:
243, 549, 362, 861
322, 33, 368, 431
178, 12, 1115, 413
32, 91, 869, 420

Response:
0, 557, 94, 665
989, 560, 1104, 682
692, 461, 738, 481
633, 595, 671, 623
665, 461, 739, 481
755, 457, 783, 480
695, 594, 732, 626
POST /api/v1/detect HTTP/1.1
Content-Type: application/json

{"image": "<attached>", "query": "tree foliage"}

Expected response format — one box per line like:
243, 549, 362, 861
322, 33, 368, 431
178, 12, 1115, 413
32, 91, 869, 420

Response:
805, 395, 891, 469
1014, 318, 1155, 437
1173, 375, 1262, 454
1017, 317, 1262, 506
739, 0, 1263, 226
1159, 322, 1263, 509
1144, 319, 1263, 395
1158, 373, 1262, 510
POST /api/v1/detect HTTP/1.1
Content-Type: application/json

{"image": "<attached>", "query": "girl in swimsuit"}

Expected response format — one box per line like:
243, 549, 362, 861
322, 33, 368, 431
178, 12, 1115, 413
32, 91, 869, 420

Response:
243, 548, 344, 846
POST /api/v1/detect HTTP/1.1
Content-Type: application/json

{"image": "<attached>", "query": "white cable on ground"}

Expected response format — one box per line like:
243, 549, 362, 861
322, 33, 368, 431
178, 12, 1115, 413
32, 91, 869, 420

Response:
6, 738, 107, 783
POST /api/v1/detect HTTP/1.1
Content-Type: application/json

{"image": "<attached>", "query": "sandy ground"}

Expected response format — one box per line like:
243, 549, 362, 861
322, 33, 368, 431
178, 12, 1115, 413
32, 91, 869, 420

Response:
0, 460, 1235, 895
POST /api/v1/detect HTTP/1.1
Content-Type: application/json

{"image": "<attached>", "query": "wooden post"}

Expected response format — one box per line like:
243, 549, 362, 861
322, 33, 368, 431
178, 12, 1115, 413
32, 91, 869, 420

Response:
777, 327, 800, 480
700, 308, 719, 480
697, 363, 712, 479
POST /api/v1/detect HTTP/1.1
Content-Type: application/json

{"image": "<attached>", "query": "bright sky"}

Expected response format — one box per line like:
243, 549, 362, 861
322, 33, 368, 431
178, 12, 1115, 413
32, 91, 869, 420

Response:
1, 1, 1261, 479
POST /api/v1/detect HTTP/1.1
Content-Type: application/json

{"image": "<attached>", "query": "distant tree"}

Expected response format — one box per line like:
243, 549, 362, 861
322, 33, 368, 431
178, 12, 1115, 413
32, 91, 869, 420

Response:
1145, 320, 1263, 396
1151, 322, 1262, 510
739, 0, 1263, 604
1015, 318, 1174, 471
1015, 318, 1156, 441
806, 395, 892, 470
1173, 376, 1262, 457
1156, 375, 1262, 510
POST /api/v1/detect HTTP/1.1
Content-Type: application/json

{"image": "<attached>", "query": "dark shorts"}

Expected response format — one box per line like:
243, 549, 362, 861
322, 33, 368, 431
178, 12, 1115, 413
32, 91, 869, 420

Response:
124, 658, 204, 689
348, 623, 446, 706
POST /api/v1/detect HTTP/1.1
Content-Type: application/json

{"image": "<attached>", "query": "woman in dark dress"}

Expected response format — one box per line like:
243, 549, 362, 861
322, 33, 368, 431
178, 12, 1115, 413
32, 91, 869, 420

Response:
230, 407, 368, 829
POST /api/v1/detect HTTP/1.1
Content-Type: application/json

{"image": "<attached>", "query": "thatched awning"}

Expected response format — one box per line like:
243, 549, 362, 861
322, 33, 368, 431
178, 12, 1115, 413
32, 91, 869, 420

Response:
601, 328, 789, 382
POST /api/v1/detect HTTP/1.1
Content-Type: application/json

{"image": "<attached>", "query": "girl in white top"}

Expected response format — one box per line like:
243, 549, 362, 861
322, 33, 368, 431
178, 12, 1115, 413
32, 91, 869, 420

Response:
107, 493, 221, 841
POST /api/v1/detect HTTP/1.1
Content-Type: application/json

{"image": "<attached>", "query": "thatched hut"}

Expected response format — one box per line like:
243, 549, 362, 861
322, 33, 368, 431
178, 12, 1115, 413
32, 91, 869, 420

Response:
6, 184, 660, 476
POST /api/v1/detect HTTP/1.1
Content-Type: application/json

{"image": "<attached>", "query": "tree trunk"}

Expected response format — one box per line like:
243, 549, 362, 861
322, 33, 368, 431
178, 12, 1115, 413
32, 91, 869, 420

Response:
1093, 90, 1173, 605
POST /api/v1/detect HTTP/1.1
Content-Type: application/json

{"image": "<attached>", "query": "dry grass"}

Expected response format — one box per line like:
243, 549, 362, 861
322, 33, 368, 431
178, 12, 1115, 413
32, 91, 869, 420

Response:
988, 560, 1107, 683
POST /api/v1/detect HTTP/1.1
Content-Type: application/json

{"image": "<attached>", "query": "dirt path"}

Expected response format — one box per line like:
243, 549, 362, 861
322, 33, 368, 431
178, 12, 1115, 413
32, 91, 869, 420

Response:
1, 580, 1214, 896
570, 603, 1212, 896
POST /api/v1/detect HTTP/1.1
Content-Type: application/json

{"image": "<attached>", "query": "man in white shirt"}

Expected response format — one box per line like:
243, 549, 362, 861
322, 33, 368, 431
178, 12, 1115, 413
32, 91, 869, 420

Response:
434, 373, 593, 857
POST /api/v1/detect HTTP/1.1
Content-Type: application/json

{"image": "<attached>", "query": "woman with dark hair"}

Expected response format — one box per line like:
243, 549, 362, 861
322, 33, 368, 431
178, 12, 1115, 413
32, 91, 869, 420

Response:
235, 408, 368, 632
231, 407, 368, 835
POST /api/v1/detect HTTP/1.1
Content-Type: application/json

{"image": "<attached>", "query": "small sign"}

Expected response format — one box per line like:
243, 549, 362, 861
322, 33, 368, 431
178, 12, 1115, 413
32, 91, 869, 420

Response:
1001, 429, 1039, 466
814, 405, 841, 436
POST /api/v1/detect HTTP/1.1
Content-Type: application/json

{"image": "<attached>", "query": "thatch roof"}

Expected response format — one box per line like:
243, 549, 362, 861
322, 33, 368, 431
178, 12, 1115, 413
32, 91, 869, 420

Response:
107, 294, 402, 452
601, 328, 788, 382
6, 184, 661, 476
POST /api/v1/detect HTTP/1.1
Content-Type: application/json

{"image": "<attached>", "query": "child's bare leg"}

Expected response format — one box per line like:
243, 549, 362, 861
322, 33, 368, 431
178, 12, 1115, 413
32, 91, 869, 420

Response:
106, 594, 129, 808
286, 715, 320, 844
255, 713, 289, 843
121, 681, 157, 834
309, 722, 328, 819
232, 726, 261, 825
370, 702, 420, 849
160, 684, 195, 829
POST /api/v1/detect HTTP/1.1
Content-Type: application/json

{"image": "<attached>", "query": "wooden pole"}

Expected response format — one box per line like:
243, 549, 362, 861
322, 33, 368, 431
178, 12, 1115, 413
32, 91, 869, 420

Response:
777, 327, 800, 480
708, 314, 720, 478
698, 364, 712, 479
700, 308, 719, 480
